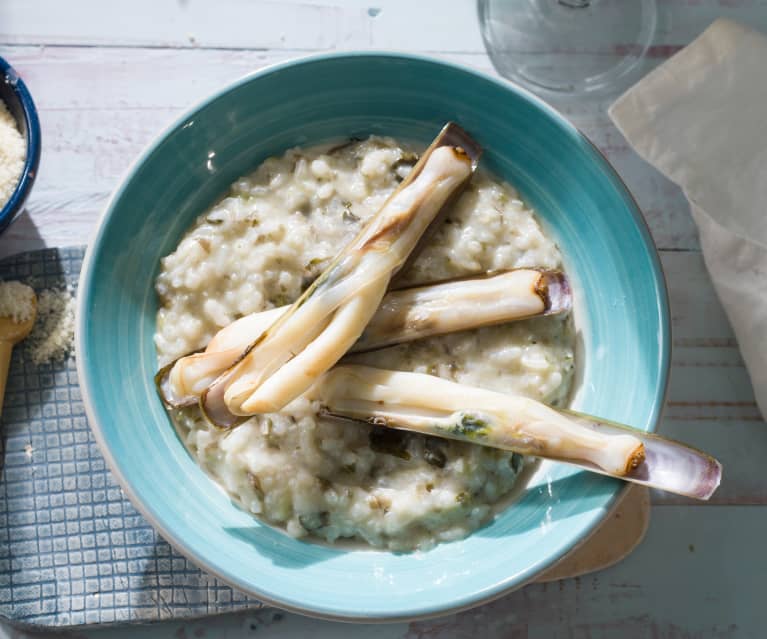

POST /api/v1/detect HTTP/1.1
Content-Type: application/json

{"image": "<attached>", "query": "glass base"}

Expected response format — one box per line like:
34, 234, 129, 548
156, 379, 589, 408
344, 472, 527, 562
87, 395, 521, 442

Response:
478, 0, 657, 95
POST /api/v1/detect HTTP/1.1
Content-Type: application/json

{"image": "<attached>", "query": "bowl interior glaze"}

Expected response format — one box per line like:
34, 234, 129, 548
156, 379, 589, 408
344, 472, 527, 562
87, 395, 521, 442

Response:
77, 53, 669, 621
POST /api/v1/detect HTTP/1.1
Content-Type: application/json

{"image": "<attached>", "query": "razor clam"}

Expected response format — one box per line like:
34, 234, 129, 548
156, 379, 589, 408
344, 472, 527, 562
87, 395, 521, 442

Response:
156, 268, 570, 409
354, 268, 570, 351
313, 365, 722, 500
155, 306, 285, 408
200, 123, 482, 427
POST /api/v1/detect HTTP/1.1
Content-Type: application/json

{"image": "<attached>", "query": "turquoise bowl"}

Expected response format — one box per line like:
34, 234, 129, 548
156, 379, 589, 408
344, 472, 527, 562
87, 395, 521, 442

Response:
76, 53, 669, 621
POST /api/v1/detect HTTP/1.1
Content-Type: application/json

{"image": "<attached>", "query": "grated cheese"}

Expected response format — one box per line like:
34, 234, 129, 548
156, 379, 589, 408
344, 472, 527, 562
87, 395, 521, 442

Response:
26, 287, 75, 365
0, 280, 35, 323
0, 100, 25, 209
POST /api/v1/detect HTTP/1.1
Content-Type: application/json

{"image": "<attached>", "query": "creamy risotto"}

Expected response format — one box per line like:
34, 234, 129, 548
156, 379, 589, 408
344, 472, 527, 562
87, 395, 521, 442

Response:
155, 136, 574, 551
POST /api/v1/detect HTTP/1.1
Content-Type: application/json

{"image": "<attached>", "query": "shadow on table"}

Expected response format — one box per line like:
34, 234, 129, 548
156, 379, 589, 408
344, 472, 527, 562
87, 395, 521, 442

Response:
0, 209, 46, 259
0, 325, 76, 626
225, 526, 347, 568
129, 537, 260, 624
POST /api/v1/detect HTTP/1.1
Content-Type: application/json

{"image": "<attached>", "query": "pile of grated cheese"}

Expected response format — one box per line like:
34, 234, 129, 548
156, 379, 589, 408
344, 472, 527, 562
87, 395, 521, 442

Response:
0, 100, 25, 209
0, 280, 35, 323
25, 287, 76, 365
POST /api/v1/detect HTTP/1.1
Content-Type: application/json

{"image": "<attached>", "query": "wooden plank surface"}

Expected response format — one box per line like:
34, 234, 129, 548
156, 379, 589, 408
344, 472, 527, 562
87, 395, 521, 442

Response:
0, 1, 764, 637
3, 0, 767, 52
0, 45, 699, 254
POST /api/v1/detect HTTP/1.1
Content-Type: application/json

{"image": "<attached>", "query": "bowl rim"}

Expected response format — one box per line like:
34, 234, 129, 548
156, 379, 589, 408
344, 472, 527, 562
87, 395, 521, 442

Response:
0, 55, 42, 232
76, 50, 671, 622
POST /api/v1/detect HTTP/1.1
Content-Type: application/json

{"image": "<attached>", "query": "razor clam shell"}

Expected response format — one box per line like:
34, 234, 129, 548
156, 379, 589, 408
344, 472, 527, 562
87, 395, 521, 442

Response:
391, 123, 482, 286
199, 123, 482, 428
154, 352, 202, 409
558, 410, 721, 501
539, 269, 571, 315
354, 269, 571, 352
320, 408, 721, 501
200, 374, 246, 429
156, 268, 571, 409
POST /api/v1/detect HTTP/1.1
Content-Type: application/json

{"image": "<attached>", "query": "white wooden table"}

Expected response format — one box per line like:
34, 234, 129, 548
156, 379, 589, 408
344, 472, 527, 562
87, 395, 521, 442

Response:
1, 1, 766, 637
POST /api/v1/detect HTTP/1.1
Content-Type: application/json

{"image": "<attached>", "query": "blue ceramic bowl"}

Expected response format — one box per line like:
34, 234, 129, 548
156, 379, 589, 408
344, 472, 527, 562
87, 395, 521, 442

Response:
0, 56, 41, 233
76, 53, 669, 621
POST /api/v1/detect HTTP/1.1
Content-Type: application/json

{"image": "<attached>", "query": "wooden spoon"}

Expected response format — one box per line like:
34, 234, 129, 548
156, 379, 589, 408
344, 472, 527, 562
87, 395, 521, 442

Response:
0, 288, 37, 417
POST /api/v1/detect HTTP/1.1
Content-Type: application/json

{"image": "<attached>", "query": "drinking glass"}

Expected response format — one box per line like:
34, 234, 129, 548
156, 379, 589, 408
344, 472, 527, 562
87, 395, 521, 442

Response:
478, 0, 657, 95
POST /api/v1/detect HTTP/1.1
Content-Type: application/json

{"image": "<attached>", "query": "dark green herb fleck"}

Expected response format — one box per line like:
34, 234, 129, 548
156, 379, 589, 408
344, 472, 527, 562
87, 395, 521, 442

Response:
450, 413, 489, 439
393, 152, 419, 171
423, 437, 447, 469
262, 418, 280, 450
369, 427, 411, 460
305, 257, 325, 270
327, 137, 362, 155
299, 511, 330, 532
342, 208, 360, 223
247, 473, 263, 500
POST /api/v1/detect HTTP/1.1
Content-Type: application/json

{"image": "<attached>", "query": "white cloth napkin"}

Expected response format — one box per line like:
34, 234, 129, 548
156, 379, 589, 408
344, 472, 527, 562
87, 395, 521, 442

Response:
609, 18, 767, 420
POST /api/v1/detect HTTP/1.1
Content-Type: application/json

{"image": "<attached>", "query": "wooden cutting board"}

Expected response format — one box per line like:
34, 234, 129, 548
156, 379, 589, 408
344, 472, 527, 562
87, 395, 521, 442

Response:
536, 484, 650, 583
